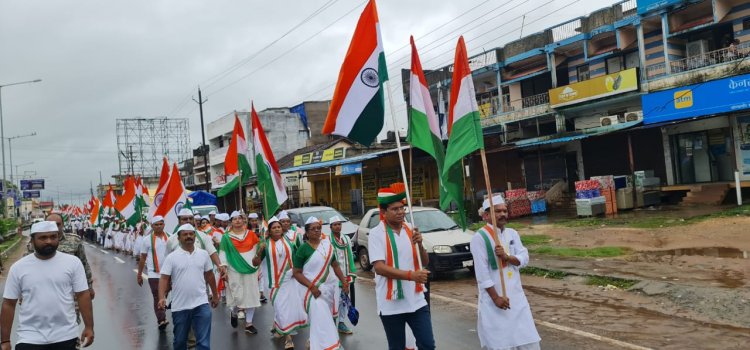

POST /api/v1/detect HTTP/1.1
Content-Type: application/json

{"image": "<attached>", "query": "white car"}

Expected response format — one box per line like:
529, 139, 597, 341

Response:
356, 206, 475, 273
286, 206, 358, 245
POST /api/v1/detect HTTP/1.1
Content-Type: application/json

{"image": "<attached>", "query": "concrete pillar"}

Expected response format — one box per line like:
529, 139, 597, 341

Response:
661, 128, 675, 185
555, 113, 566, 133
495, 65, 504, 113
548, 51, 558, 88
661, 12, 671, 74
636, 22, 649, 90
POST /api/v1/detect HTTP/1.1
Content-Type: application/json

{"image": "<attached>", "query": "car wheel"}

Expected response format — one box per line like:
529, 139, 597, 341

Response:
358, 247, 372, 271
467, 265, 475, 274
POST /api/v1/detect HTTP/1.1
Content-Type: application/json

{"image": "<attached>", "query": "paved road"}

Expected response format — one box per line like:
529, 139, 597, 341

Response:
1, 240, 625, 349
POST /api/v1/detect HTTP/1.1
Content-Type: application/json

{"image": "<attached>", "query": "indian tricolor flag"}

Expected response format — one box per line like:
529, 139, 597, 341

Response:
89, 197, 100, 226
155, 163, 187, 234
148, 158, 170, 220
408, 36, 468, 229
444, 36, 483, 175
103, 185, 116, 216
114, 176, 139, 226
252, 103, 287, 218
218, 112, 253, 197
322, 0, 387, 146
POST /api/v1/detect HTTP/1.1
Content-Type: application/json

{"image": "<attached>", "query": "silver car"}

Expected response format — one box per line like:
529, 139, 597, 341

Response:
285, 206, 358, 246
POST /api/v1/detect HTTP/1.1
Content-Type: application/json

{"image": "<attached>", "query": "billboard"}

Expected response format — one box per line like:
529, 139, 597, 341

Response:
23, 191, 41, 199
636, 0, 685, 15
549, 68, 639, 108
20, 179, 45, 190
641, 73, 750, 124
293, 147, 345, 166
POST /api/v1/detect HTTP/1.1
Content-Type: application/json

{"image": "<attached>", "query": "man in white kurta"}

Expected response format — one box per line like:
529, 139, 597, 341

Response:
470, 195, 541, 350
219, 211, 262, 334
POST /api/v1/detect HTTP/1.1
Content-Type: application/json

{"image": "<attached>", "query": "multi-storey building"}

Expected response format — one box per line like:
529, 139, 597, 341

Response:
405, 0, 750, 204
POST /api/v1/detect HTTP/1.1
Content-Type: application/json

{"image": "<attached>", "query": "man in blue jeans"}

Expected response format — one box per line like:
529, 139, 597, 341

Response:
158, 224, 219, 350
369, 184, 435, 350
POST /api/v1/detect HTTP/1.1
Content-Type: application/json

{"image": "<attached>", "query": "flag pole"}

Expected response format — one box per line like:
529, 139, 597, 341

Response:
480, 148, 507, 298
385, 80, 423, 269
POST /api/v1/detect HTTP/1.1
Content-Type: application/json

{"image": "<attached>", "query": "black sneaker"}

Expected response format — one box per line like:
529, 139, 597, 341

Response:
230, 313, 238, 328
158, 320, 169, 331
245, 324, 258, 334
260, 295, 268, 303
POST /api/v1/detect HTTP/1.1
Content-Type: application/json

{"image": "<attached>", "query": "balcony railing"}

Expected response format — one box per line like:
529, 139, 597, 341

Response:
647, 42, 750, 79
479, 92, 549, 117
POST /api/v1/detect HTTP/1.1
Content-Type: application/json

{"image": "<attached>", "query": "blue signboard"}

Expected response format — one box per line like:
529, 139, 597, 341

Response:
23, 191, 41, 199
20, 179, 45, 190
641, 73, 750, 124
339, 162, 362, 176
636, 0, 685, 15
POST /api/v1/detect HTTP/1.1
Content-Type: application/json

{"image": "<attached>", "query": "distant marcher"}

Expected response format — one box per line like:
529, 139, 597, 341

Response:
470, 194, 541, 350
293, 216, 349, 350
1, 221, 94, 350
158, 224, 219, 350
329, 215, 357, 334
279, 211, 303, 248
369, 184, 434, 350
137, 216, 170, 330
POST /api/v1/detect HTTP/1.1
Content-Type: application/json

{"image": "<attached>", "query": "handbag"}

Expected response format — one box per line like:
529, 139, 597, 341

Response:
340, 292, 359, 326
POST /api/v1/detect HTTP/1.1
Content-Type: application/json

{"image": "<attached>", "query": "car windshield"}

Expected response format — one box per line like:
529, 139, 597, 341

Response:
301, 209, 346, 225
406, 210, 459, 233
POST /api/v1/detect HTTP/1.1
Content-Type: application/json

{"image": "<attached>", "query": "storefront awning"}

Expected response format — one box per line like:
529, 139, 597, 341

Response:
515, 120, 642, 148
280, 146, 410, 174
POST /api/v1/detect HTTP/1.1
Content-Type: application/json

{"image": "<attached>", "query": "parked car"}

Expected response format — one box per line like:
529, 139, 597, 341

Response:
286, 206, 358, 245
191, 205, 219, 217
356, 206, 475, 273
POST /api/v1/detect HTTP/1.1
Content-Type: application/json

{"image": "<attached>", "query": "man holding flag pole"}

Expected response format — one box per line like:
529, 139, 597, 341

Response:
322, 0, 435, 348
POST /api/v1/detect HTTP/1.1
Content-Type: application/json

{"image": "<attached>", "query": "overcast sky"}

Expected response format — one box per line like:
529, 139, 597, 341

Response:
1, 0, 618, 205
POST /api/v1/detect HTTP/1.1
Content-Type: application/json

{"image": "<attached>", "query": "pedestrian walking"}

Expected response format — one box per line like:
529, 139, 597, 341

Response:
279, 211, 303, 248
329, 215, 357, 335
471, 195, 541, 350
158, 224, 219, 350
1, 221, 94, 350
260, 217, 306, 349
292, 217, 350, 350
137, 215, 170, 330
369, 184, 435, 350
43, 213, 95, 300
219, 211, 263, 334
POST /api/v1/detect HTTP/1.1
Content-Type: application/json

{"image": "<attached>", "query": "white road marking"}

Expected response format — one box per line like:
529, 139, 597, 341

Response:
113, 257, 125, 264
132, 269, 149, 280
99, 249, 109, 254
357, 276, 652, 350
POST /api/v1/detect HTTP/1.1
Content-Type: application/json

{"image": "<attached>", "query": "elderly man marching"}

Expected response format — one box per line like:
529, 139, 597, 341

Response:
329, 215, 357, 335
369, 183, 434, 350
219, 211, 263, 334
470, 194, 541, 350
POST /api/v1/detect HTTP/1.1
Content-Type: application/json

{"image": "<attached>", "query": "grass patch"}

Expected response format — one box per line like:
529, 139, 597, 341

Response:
0, 235, 22, 252
468, 221, 528, 231
520, 234, 551, 246
529, 246, 630, 258
520, 266, 569, 279
556, 204, 750, 229
586, 275, 639, 289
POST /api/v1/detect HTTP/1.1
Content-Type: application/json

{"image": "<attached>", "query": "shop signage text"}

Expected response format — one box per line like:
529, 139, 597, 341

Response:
549, 68, 639, 108
294, 147, 345, 166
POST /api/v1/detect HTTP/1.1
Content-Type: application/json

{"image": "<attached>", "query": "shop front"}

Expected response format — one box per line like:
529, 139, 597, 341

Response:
642, 72, 750, 184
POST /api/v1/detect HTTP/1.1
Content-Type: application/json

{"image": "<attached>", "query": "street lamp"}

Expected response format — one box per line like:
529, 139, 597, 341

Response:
8, 132, 37, 190
0, 78, 42, 217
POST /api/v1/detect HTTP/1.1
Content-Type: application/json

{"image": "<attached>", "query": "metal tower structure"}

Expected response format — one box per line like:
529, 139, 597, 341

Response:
115, 118, 190, 177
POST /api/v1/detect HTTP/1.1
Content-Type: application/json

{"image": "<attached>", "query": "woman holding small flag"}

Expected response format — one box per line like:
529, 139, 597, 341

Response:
368, 184, 434, 350
293, 217, 349, 350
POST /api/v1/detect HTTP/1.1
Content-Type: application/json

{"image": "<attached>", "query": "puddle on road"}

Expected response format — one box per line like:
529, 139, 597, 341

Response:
641, 247, 748, 259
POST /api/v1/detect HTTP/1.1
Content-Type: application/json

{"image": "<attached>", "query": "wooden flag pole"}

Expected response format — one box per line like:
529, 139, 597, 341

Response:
480, 148, 507, 298
385, 80, 423, 269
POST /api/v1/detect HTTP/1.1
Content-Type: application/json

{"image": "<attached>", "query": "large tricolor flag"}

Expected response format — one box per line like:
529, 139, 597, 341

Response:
252, 103, 287, 218
218, 112, 253, 197
443, 36, 483, 177
89, 197, 100, 226
155, 163, 187, 234
135, 176, 149, 215
114, 176, 139, 226
102, 185, 116, 216
322, 0, 387, 146
407, 36, 467, 229
148, 158, 170, 220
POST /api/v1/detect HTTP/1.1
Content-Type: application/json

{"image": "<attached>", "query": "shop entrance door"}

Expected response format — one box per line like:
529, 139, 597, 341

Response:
675, 132, 711, 183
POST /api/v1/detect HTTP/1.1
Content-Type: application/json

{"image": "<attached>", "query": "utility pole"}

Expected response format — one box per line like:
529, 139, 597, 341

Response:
193, 87, 210, 191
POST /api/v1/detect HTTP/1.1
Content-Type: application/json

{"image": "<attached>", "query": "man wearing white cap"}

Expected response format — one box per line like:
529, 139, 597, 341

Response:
329, 215, 357, 334
163, 217, 224, 276
1, 221, 94, 349
208, 210, 217, 228
471, 194, 540, 350
158, 224, 219, 350
219, 211, 263, 334
177, 208, 195, 230
278, 211, 302, 248
137, 216, 170, 330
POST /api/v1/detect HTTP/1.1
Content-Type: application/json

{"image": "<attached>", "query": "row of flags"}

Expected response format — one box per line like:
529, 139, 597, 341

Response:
321, 0, 484, 228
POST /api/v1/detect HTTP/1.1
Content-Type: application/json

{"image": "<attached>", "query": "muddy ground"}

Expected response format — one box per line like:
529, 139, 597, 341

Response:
361, 210, 750, 349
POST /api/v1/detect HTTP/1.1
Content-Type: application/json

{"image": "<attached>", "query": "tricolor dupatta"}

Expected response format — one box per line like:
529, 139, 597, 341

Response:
264, 236, 294, 290
479, 224, 506, 270
383, 222, 424, 300
151, 233, 167, 273
219, 230, 260, 274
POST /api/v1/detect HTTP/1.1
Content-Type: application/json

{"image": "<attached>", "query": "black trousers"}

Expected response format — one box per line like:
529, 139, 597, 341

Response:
16, 338, 78, 350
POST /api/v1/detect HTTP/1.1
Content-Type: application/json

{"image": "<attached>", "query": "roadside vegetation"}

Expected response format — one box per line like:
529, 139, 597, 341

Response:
556, 204, 750, 229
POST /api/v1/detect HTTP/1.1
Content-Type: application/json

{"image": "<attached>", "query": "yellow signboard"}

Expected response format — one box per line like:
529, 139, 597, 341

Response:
293, 147, 345, 166
548, 68, 639, 108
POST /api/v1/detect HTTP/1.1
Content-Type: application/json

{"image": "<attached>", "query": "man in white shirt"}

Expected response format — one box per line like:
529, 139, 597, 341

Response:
369, 184, 434, 350
470, 195, 541, 350
158, 224, 219, 350
1, 221, 94, 350
137, 216, 170, 330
